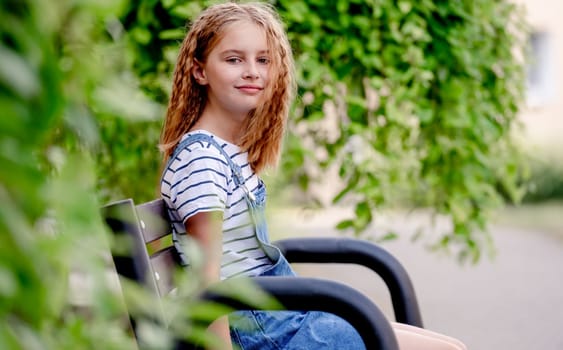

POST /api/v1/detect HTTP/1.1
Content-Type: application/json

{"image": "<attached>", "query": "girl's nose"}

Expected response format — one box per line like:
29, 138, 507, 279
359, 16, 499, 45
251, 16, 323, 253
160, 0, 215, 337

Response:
243, 62, 259, 79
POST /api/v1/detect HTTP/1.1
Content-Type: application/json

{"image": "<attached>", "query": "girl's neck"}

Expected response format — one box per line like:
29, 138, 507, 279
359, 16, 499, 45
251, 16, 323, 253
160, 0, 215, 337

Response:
191, 106, 246, 145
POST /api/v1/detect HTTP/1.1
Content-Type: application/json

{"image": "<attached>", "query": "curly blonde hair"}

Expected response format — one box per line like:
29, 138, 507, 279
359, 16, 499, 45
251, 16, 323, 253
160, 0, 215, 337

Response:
160, 2, 295, 174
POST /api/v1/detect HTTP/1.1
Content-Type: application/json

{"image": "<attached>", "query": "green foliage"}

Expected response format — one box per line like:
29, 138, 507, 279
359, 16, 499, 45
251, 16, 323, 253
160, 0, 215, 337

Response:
276, 0, 528, 262
110, 0, 528, 262
137, 1, 526, 258
0, 0, 197, 348
1, 0, 270, 348
93, 0, 214, 203
0, 0, 136, 348
523, 153, 563, 203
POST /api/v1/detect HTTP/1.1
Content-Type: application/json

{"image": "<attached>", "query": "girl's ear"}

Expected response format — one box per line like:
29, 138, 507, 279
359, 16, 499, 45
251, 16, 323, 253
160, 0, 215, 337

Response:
192, 59, 208, 85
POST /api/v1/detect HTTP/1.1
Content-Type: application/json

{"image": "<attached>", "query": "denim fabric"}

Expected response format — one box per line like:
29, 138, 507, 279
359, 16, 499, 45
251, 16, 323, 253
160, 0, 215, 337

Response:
229, 253, 366, 350
169, 133, 365, 350
229, 153, 365, 349
230, 309, 365, 350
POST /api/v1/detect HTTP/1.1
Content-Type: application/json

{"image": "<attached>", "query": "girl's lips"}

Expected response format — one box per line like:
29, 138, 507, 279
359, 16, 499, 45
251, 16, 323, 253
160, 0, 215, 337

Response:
237, 86, 263, 94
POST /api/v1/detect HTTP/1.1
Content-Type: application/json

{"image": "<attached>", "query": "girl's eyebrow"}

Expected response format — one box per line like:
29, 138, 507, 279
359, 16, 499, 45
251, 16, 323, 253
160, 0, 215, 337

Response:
220, 49, 270, 56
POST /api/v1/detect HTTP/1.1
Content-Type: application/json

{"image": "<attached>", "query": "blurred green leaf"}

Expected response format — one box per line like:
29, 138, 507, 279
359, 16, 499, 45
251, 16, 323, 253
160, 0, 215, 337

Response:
0, 45, 40, 99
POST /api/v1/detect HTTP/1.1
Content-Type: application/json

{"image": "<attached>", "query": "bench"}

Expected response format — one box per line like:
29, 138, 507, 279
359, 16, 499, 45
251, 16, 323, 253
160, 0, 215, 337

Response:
102, 198, 423, 349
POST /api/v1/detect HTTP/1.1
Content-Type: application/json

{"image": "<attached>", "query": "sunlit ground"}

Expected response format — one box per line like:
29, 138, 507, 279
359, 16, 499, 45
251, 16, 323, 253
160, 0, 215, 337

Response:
269, 199, 563, 350
495, 201, 563, 236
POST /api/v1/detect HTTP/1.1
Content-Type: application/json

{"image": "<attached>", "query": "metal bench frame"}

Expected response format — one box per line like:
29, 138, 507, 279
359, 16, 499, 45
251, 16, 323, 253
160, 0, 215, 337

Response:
102, 198, 423, 349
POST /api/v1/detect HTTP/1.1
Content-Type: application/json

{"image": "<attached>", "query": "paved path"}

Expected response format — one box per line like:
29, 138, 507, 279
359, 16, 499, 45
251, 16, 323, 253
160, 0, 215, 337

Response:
270, 207, 563, 350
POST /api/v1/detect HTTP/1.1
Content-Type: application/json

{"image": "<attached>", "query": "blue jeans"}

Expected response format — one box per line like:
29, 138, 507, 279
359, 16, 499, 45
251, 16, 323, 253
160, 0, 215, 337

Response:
229, 253, 366, 350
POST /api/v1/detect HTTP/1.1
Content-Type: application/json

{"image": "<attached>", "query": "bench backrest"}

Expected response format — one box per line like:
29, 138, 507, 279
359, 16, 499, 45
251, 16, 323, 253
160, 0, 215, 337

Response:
102, 198, 178, 299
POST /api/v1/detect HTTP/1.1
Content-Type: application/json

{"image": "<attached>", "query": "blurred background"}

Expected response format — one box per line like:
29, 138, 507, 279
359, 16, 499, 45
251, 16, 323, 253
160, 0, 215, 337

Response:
1, 0, 561, 349
271, 3, 563, 349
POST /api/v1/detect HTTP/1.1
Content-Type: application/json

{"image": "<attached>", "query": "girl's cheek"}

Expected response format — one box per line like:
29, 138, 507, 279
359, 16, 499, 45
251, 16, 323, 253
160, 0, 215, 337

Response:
262, 71, 270, 83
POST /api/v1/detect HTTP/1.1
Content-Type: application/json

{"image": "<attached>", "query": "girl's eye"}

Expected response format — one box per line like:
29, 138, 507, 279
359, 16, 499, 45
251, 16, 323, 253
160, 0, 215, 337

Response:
226, 57, 242, 64
258, 57, 270, 64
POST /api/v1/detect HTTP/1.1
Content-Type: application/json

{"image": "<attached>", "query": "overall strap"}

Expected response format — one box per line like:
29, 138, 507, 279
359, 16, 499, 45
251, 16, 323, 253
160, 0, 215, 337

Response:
167, 132, 280, 263
165, 133, 256, 203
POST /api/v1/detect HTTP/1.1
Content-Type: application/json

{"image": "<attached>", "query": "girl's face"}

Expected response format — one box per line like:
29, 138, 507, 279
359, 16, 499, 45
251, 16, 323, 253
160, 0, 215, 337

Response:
194, 20, 270, 119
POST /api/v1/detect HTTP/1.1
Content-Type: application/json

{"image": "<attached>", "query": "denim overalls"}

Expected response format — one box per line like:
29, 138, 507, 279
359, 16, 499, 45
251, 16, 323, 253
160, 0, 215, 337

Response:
168, 133, 365, 350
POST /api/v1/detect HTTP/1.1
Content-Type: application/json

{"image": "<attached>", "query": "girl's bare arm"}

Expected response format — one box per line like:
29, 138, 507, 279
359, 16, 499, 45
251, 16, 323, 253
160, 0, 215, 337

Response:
185, 211, 233, 350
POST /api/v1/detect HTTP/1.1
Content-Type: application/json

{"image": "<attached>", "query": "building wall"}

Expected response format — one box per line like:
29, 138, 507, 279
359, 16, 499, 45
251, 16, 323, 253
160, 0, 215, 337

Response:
514, 0, 563, 149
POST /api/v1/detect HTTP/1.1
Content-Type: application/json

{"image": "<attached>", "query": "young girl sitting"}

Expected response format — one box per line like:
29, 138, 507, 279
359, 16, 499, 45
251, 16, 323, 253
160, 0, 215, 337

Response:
160, 2, 467, 349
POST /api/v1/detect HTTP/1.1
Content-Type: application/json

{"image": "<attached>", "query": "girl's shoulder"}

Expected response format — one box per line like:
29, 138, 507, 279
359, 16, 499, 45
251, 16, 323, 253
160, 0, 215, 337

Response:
179, 130, 239, 158
171, 130, 247, 172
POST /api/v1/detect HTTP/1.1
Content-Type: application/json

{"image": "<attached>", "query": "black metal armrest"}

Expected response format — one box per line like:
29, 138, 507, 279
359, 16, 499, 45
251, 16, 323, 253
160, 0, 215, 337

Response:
274, 237, 423, 327
200, 276, 399, 350
102, 199, 402, 349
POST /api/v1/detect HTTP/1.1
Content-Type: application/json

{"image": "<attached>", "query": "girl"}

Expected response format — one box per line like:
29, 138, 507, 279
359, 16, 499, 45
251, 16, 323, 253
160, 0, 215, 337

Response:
160, 2, 467, 350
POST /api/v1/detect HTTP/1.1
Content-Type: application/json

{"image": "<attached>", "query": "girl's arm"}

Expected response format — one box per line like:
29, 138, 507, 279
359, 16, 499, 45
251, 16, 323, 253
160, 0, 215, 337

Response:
185, 211, 233, 350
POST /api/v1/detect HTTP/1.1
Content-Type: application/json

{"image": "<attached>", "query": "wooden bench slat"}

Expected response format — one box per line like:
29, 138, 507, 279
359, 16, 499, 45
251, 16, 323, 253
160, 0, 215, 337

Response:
150, 246, 180, 296
136, 199, 171, 243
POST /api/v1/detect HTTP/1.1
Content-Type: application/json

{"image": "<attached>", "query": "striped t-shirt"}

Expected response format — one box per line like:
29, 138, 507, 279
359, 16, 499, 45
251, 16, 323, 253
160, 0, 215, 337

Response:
160, 130, 273, 280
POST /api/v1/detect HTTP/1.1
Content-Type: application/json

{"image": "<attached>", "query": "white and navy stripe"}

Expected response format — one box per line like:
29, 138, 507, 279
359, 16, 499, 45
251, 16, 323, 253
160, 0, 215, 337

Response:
161, 130, 272, 280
